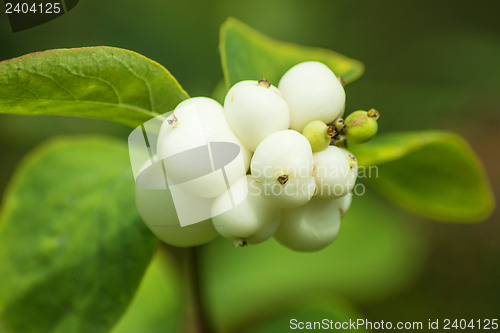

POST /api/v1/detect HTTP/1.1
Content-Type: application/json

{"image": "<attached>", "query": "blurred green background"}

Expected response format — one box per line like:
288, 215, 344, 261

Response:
1, 0, 499, 331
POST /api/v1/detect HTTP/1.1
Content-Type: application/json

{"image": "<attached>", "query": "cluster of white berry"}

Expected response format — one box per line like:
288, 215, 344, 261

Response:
135, 61, 379, 252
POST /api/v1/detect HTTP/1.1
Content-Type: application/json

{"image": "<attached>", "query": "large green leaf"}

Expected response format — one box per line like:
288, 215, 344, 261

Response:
220, 17, 364, 89
111, 252, 181, 333
201, 191, 426, 332
349, 131, 494, 222
0, 47, 188, 127
0, 136, 158, 333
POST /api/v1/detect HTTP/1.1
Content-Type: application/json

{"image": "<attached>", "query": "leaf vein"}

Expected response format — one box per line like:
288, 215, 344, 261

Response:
0, 82, 40, 99
0, 98, 157, 119
112, 55, 155, 112
22, 70, 78, 101
62, 68, 123, 105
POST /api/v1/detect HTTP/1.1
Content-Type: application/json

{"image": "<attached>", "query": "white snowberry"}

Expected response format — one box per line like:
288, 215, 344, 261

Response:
135, 159, 218, 247
156, 97, 250, 198
278, 61, 345, 132
313, 146, 357, 198
251, 130, 316, 208
212, 175, 281, 246
224, 80, 290, 151
333, 192, 353, 216
274, 196, 341, 252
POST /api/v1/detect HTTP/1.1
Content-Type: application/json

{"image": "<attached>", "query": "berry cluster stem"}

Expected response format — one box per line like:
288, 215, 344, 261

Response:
187, 246, 213, 333
162, 244, 214, 333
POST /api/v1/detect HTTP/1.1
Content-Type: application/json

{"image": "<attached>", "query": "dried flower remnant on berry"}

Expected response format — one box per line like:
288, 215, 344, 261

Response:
277, 174, 289, 185
166, 114, 178, 127
326, 125, 337, 137
367, 108, 380, 120
258, 78, 271, 88
337, 76, 346, 87
347, 154, 357, 168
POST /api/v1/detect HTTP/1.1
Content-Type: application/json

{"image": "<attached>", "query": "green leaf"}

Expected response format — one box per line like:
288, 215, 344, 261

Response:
111, 252, 181, 333
201, 191, 426, 331
349, 130, 495, 222
0, 47, 189, 127
211, 80, 227, 105
0, 136, 158, 333
220, 17, 364, 89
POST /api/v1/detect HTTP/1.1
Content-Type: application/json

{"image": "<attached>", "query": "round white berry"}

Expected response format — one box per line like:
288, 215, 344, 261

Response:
224, 80, 290, 151
313, 146, 357, 198
135, 159, 218, 247
278, 61, 345, 132
251, 130, 316, 208
157, 97, 250, 198
212, 175, 281, 246
333, 192, 353, 216
274, 196, 341, 252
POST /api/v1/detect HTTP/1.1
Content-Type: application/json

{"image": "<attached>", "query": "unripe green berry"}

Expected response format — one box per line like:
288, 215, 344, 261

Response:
333, 118, 345, 132
344, 109, 379, 144
301, 120, 332, 152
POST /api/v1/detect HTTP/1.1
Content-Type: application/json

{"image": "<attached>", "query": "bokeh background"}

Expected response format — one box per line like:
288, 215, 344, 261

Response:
1, 0, 499, 332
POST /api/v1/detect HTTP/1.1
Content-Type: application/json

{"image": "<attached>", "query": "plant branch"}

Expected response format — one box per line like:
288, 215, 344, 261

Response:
187, 246, 214, 333
161, 244, 214, 333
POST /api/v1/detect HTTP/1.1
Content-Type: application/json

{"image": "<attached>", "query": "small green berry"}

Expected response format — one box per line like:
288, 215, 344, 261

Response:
333, 118, 345, 132
344, 109, 379, 144
302, 120, 331, 152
